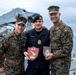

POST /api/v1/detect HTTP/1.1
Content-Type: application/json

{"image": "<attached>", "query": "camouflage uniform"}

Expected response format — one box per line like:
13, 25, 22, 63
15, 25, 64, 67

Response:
0, 30, 26, 75
50, 21, 73, 75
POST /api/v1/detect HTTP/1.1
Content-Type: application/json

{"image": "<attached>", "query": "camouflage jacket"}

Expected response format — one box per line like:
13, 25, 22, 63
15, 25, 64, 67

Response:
50, 21, 73, 61
0, 30, 26, 74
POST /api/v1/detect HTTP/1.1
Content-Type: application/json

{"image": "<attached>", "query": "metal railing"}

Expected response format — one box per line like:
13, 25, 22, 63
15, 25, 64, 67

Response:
70, 68, 76, 75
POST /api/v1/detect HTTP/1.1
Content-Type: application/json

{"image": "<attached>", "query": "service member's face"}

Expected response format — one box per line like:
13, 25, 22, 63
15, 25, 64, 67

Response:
34, 20, 43, 31
15, 23, 26, 35
49, 12, 61, 23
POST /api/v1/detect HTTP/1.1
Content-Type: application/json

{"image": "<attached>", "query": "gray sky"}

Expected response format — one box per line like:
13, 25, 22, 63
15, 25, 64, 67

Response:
0, 0, 76, 36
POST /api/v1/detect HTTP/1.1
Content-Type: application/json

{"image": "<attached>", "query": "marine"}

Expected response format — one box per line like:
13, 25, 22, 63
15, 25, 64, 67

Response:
46, 5, 73, 75
0, 15, 27, 75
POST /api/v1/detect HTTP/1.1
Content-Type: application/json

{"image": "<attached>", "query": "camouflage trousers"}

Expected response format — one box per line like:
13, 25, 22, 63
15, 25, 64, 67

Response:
4, 58, 24, 75
51, 62, 70, 75
51, 68, 69, 75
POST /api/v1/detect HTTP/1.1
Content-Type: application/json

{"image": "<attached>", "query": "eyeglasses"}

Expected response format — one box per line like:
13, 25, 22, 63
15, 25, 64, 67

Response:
18, 24, 25, 27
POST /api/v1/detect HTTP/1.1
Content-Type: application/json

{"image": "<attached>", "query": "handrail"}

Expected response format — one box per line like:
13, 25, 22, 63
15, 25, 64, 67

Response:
70, 68, 76, 71
69, 68, 76, 75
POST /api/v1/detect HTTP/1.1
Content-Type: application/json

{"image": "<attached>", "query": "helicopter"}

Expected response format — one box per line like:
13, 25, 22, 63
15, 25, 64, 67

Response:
0, 7, 38, 40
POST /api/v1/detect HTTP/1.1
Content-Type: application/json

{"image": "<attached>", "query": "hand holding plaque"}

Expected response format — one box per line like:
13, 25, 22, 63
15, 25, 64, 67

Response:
43, 46, 51, 57
27, 46, 39, 61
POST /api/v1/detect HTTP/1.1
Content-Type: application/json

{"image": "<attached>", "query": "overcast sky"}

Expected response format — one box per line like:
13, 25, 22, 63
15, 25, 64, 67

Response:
0, 0, 76, 36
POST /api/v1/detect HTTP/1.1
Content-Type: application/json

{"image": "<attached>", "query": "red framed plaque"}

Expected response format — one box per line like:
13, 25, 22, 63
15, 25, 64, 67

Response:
28, 46, 39, 61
